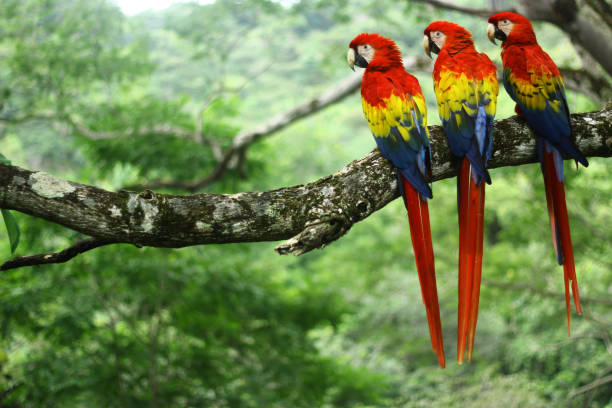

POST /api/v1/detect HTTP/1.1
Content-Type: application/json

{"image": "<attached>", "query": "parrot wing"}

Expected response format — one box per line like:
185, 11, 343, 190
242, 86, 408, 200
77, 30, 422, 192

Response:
502, 46, 587, 167
502, 44, 584, 334
361, 70, 445, 367
434, 55, 498, 184
433, 52, 498, 363
362, 77, 432, 199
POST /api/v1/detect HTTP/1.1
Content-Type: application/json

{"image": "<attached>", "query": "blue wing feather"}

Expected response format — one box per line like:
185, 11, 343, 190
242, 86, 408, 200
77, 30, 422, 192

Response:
502, 67, 588, 175
375, 130, 432, 199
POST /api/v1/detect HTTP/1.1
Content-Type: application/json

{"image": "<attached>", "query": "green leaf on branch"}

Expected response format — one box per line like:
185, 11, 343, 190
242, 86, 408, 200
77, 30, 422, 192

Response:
1, 209, 20, 254
0, 152, 10, 165
0, 154, 19, 253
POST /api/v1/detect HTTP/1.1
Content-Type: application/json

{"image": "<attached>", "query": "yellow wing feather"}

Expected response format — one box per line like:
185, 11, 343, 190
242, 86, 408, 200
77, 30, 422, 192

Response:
362, 93, 427, 141
505, 68, 563, 113
435, 70, 498, 124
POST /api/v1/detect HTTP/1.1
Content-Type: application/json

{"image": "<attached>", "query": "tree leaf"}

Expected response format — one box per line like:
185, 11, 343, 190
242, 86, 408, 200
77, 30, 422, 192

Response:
1, 209, 20, 254
0, 152, 11, 165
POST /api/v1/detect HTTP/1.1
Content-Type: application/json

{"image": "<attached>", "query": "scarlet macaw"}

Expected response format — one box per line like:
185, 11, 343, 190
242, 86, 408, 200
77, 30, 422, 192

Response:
487, 12, 587, 332
348, 33, 445, 367
423, 21, 498, 363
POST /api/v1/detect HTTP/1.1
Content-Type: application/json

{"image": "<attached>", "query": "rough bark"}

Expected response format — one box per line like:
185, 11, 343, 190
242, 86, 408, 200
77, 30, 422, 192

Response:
1, 106, 610, 269
0, 237, 111, 270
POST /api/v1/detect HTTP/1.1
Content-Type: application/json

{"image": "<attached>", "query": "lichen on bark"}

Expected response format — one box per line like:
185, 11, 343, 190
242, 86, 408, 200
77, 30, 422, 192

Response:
0, 107, 610, 264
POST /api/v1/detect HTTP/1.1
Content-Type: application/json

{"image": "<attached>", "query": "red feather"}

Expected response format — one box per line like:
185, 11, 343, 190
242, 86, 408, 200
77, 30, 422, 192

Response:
457, 159, 486, 363
402, 177, 445, 368
490, 10, 586, 340
456, 159, 470, 363
467, 180, 485, 361
542, 148, 582, 334
488, 12, 537, 49
351, 32, 445, 367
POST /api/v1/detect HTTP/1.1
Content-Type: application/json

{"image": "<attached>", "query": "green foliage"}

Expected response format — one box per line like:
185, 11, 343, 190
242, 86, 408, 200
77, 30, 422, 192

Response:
1, 0, 151, 115
0, 153, 20, 254
0, 0, 610, 407
0, 210, 20, 254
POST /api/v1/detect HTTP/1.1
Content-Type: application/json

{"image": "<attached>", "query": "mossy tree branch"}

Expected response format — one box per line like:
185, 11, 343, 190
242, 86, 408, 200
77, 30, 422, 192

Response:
1, 107, 611, 270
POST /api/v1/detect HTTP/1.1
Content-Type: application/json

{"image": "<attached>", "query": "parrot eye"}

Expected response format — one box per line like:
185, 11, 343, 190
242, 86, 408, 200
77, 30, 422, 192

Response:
501, 19, 510, 25
363, 44, 369, 49
433, 31, 441, 37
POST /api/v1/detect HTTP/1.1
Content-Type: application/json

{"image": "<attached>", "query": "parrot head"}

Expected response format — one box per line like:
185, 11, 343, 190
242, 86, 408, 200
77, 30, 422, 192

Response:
488, 12, 536, 46
347, 33, 402, 71
423, 21, 474, 58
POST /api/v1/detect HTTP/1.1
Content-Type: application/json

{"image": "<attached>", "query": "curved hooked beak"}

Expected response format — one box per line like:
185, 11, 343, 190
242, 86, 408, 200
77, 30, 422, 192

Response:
423, 35, 439, 59
488, 23, 507, 44
487, 23, 497, 44
347, 47, 369, 71
347, 48, 356, 71
423, 35, 431, 58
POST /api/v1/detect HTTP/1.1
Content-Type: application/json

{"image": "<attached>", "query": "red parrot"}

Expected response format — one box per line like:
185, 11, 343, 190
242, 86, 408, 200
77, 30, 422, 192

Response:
423, 21, 498, 363
488, 12, 587, 333
348, 33, 445, 368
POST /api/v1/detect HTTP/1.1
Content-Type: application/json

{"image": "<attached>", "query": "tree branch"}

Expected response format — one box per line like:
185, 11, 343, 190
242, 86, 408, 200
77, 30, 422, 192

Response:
569, 374, 612, 398
1, 107, 610, 269
68, 119, 196, 141
125, 57, 607, 192
128, 57, 433, 191
558, 68, 612, 106
583, 0, 612, 32
0, 237, 113, 271
128, 71, 368, 191
410, 0, 513, 18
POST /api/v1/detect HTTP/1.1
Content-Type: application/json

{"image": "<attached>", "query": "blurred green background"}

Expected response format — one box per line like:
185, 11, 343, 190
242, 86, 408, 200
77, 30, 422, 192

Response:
0, 0, 610, 406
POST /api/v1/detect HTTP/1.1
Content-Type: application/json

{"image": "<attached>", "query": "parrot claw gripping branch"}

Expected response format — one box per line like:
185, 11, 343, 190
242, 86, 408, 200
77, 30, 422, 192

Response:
348, 33, 445, 368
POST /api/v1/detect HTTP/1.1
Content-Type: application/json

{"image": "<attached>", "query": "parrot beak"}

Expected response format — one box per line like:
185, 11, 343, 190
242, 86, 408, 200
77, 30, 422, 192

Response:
488, 23, 507, 44
347, 47, 369, 71
423, 35, 439, 58
423, 35, 431, 58
347, 48, 356, 71
487, 23, 497, 44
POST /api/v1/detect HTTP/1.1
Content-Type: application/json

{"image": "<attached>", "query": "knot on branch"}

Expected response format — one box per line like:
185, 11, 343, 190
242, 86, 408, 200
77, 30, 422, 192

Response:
275, 213, 351, 256
139, 189, 154, 199
274, 186, 380, 256
355, 198, 371, 215
125, 191, 162, 233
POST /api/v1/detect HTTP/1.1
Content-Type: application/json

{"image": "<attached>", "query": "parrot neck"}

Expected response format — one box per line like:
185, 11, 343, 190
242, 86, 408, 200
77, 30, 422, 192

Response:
444, 35, 475, 55
367, 48, 403, 71
502, 26, 537, 47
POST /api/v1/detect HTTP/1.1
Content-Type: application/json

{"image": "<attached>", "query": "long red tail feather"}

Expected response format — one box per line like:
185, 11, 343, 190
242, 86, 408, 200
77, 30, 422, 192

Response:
541, 147, 582, 335
457, 159, 486, 363
467, 181, 485, 362
457, 159, 470, 363
402, 177, 445, 368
